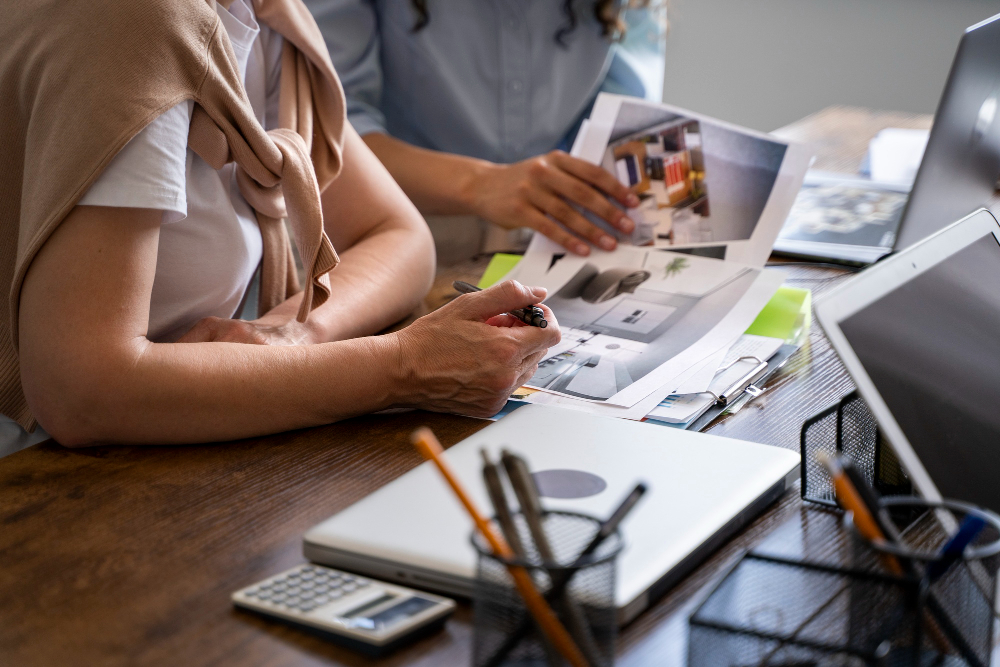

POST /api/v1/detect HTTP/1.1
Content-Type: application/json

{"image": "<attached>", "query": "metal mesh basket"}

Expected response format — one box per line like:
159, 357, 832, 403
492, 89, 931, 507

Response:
688, 499, 1000, 667
846, 497, 1000, 667
471, 511, 622, 667
801, 391, 912, 506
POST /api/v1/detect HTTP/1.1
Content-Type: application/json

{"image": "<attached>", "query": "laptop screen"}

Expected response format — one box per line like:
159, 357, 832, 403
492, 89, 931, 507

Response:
839, 231, 1000, 512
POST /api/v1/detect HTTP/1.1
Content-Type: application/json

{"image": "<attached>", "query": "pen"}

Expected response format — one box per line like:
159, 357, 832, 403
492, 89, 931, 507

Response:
818, 453, 981, 666
500, 450, 603, 666
481, 450, 563, 667
453, 280, 548, 328
411, 428, 588, 667
816, 451, 896, 568
927, 514, 986, 583
484, 482, 647, 667
481, 450, 526, 557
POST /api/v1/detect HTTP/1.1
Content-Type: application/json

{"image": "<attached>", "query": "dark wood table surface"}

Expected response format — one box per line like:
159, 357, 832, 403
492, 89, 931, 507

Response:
0, 107, 932, 666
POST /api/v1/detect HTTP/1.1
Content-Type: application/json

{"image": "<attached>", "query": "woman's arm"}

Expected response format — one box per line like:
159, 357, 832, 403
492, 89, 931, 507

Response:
363, 133, 639, 256
19, 205, 560, 446
180, 126, 436, 345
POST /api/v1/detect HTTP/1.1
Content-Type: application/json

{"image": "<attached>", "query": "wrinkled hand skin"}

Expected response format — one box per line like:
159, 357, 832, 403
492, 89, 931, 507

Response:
470, 149, 640, 256
389, 280, 561, 418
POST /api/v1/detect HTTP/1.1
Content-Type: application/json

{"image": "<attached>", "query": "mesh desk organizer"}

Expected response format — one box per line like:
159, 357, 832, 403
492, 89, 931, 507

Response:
687, 391, 1000, 666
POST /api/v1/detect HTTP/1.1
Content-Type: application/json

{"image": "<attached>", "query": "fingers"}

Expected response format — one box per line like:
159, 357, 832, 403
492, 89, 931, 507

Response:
512, 349, 548, 390
549, 150, 640, 209
485, 313, 525, 328
452, 280, 547, 321
176, 318, 218, 343
505, 305, 561, 354
521, 209, 591, 256
538, 161, 636, 236
529, 188, 618, 251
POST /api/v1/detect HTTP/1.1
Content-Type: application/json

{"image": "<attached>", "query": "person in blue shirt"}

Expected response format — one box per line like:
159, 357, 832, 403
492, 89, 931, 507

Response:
306, 0, 666, 256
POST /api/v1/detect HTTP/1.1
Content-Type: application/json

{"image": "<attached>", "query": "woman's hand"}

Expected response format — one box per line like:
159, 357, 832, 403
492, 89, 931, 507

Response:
467, 150, 640, 256
176, 315, 321, 346
389, 280, 561, 418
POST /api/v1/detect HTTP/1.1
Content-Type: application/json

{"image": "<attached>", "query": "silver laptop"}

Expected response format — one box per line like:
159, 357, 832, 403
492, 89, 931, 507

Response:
774, 13, 1000, 265
304, 405, 799, 625
816, 208, 1000, 513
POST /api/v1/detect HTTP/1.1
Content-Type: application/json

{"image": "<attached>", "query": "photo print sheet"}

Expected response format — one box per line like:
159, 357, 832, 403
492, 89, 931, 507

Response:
774, 171, 911, 259
572, 94, 813, 267
509, 242, 784, 409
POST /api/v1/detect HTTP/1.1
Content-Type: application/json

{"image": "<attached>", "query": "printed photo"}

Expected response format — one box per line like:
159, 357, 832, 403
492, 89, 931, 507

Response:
600, 101, 788, 249
524, 248, 761, 402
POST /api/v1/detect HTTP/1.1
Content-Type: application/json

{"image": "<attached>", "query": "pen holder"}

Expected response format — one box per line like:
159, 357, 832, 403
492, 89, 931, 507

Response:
687, 499, 1000, 667
471, 511, 622, 667
846, 497, 1000, 667
801, 390, 912, 507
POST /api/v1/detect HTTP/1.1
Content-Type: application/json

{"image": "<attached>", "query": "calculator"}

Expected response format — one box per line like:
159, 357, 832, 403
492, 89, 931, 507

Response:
231, 564, 456, 655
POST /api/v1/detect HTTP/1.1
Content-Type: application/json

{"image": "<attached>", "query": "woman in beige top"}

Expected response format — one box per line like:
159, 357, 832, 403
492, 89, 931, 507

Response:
3, 0, 560, 450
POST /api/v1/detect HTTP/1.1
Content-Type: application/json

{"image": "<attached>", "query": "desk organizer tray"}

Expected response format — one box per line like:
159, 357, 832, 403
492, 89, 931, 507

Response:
689, 544, 997, 665
800, 390, 912, 507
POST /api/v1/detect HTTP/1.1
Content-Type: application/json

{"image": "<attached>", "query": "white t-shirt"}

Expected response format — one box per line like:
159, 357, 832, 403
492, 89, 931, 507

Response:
79, 0, 282, 341
0, 0, 283, 457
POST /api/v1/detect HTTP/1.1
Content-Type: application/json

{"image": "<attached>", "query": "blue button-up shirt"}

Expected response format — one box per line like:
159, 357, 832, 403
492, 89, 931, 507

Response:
306, 0, 665, 164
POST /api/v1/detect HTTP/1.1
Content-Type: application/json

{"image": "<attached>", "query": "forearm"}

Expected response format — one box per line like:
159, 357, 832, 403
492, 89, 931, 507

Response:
362, 133, 497, 215
34, 333, 404, 446
261, 222, 435, 342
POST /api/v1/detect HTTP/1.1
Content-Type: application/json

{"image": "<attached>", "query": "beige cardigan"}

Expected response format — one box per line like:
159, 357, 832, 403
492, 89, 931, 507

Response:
0, 0, 347, 430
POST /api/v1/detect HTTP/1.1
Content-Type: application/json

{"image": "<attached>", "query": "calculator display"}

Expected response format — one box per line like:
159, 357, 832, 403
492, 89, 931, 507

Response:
366, 597, 437, 628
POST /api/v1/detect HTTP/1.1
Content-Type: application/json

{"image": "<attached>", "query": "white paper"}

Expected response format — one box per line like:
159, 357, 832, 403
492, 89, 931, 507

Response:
868, 128, 930, 186
516, 238, 783, 408
671, 346, 730, 396
646, 393, 716, 424
647, 334, 785, 422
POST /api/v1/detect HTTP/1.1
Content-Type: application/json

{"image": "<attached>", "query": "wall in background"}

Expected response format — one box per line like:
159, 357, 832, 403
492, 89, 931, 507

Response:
661, 0, 1000, 132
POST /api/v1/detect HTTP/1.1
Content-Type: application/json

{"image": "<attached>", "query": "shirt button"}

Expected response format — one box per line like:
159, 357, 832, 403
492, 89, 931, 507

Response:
509, 80, 523, 93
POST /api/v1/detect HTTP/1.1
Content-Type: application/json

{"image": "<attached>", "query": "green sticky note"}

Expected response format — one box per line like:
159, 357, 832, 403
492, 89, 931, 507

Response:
745, 286, 812, 342
477, 253, 523, 289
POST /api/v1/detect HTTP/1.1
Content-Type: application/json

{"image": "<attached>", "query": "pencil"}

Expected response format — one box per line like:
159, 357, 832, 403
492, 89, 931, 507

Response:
411, 427, 589, 667
818, 452, 980, 665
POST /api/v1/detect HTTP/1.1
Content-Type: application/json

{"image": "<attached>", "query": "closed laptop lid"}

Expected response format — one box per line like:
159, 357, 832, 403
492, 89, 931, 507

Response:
304, 405, 799, 614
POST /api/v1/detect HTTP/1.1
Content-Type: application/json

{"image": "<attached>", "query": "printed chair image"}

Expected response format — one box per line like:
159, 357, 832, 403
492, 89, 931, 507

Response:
554, 264, 652, 303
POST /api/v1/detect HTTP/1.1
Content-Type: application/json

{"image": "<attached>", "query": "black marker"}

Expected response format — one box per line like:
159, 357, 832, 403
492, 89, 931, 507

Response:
453, 280, 548, 328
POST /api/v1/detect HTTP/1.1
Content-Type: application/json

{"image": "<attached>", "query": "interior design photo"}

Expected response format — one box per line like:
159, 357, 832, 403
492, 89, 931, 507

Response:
526, 253, 758, 401
607, 118, 710, 246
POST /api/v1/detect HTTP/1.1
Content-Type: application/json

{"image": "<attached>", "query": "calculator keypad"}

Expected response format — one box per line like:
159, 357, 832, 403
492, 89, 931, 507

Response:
244, 565, 371, 613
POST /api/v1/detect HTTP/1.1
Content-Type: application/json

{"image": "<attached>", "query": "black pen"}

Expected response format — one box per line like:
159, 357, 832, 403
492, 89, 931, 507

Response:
453, 280, 548, 328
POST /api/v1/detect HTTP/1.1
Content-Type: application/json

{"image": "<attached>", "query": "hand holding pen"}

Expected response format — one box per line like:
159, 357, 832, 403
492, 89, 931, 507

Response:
393, 280, 560, 418
454, 281, 549, 328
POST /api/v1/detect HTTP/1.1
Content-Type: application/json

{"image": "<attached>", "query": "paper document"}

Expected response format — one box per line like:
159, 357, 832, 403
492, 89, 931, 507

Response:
647, 334, 784, 423
867, 128, 929, 186
514, 237, 783, 408
570, 94, 813, 267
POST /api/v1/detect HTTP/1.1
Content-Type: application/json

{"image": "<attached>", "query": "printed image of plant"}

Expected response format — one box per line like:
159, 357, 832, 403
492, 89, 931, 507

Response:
662, 257, 689, 279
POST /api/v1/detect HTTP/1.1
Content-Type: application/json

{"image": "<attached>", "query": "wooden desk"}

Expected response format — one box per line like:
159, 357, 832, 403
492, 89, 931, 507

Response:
0, 107, 932, 666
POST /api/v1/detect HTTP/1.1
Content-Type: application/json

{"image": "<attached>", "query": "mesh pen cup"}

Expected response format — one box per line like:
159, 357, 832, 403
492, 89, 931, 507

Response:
845, 497, 1000, 667
471, 511, 622, 667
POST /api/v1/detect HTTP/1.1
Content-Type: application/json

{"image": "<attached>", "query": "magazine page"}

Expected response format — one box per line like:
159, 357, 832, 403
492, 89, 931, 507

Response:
515, 242, 784, 408
571, 94, 813, 267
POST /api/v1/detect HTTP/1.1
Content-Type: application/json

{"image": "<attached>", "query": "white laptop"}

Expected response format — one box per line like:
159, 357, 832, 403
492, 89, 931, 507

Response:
815, 208, 1000, 513
304, 405, 799, 625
